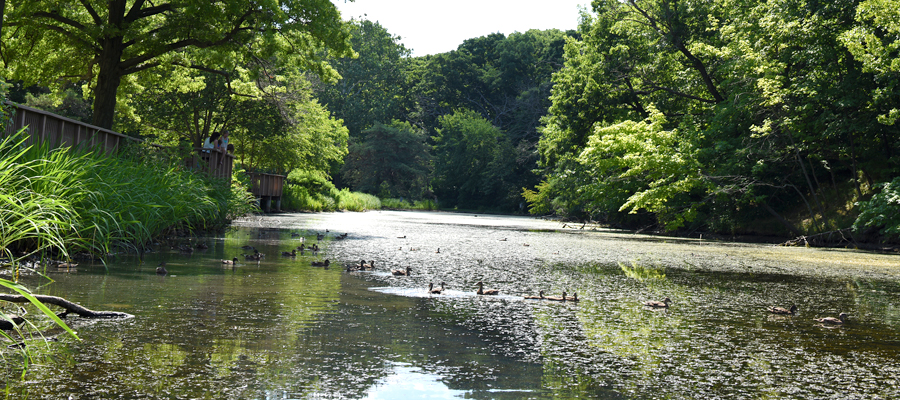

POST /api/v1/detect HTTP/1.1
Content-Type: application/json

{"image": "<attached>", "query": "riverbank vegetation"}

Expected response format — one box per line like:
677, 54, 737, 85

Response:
4, 1, 900, 243
313, 4, 900, 243
0, 128, 256, 266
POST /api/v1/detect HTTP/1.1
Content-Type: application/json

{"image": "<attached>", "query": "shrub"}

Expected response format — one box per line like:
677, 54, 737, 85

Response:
854, 177, 900, 239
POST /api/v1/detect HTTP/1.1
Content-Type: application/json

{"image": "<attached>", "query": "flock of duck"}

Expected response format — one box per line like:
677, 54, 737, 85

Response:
159, 229, 851, 326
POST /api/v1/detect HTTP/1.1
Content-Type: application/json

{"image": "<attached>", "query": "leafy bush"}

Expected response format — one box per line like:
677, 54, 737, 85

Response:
282, 170, 381, 212
854, 177, 900, 239
333, 189, 381, 211
380, 198, 438, 210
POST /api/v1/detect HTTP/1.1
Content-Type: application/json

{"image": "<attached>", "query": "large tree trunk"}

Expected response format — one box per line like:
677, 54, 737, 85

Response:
91, 40, 126, 129
0, 0, 6, 36
90, 3, 127, 129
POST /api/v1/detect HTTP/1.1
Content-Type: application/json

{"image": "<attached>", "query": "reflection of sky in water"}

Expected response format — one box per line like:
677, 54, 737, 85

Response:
362, 363, 466, 400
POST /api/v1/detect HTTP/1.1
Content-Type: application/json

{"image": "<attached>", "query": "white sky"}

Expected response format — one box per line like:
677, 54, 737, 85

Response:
333, 0, 590, 57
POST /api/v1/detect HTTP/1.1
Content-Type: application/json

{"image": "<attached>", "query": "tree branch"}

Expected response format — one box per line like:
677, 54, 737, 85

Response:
79, 0, 102, 26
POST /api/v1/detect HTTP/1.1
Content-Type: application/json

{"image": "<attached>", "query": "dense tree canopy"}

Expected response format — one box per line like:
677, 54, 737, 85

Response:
318, 26, 573, 210
341, 121, 430, 198
1, 0, 354, 129
533, 0, 900, 237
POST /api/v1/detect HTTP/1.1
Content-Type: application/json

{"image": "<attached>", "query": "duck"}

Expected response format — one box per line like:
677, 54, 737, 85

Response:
310, 244, 320, 252
645, 297, 672, 308
311, 259, 330, 267
156, 262, 168, 276
429, 282, 445, 294
361, 260, 375, 270
815, 313, 848, 325
222, 257, 239, 265
281, 249, 297, 257
475, 281, 499, 295
769, 305, 798, 315
524, 290, 545, 300
565, 292, 580, 302
243, 252, 261, 261
240, 245, 256, 250
195, 242, 209, 250
54, 261, 78, 269
392, 266, 412, 276
545, 291, 567, 301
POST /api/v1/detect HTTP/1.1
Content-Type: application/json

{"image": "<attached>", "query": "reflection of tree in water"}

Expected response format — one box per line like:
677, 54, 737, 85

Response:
278, 286, 547, 398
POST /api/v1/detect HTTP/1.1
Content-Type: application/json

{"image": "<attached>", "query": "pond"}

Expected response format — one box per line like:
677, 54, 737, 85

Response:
4, 210, 900, 399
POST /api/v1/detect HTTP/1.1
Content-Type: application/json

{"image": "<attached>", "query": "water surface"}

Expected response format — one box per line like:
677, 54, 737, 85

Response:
4, 211, 900, 399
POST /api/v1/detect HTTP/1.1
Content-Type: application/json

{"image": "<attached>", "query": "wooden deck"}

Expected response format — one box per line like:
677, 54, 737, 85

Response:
248, 172, 286, 212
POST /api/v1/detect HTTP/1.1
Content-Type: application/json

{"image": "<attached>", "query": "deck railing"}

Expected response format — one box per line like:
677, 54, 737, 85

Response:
3, 101, 233, 180
3, 102, 138, 154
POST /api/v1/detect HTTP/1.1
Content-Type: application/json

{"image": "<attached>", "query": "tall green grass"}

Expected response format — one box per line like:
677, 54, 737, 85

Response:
381, 198, 439, 210
0, 129, 257, 263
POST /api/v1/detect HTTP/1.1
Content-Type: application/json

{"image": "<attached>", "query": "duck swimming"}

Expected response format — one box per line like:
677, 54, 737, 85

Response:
524, 290, 545, 300
281, 249, 297, 257
429, 282, 445, 294
475, 281, 499, 295
769, 305, 798, 315
311, 259, 330, 267
645, 297, 672, 308
222, 257, 238, 265
392, 266, 412, 276
545, 291, 567, 301
815, 313, 848, 325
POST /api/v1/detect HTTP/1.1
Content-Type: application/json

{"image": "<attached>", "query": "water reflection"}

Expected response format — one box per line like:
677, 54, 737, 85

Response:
3, 211, 900, 399
360, 362, 466, 400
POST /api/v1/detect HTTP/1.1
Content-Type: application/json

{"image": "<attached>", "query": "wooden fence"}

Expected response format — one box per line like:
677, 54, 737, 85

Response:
4, 102, 138, 154
3, 101, 234, 180
1, 102, 291, 210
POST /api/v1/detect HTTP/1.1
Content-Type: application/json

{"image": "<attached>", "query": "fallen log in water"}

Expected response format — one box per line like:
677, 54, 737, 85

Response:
0, 294, 132, 326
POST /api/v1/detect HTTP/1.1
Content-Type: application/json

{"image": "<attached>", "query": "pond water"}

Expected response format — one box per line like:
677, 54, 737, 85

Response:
4, 210, 900, 399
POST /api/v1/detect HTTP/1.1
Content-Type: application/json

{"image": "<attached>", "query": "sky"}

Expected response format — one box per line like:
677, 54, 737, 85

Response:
332, 0, 590, 57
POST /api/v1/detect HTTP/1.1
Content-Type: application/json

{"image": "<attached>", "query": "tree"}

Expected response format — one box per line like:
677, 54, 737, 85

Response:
341, 121, 430, 198
1, 0, 354, 129
532, 0, 898, 237
130, 69, 236, 147
432, 109, 514, 209
314, 19, 413, 139
231, 77, 349, 175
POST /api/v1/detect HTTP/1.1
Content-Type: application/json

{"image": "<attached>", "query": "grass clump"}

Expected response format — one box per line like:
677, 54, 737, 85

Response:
381, 198, 439, 210
0, 129, 257, 263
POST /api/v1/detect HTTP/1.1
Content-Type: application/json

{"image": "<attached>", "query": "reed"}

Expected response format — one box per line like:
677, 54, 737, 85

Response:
0, 129, 257, 263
